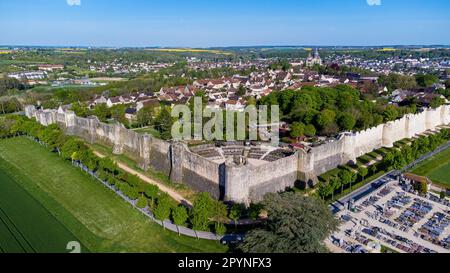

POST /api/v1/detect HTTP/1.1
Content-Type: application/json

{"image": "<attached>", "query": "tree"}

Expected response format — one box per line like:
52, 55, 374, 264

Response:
392, 151, 406, 170
154, 194, 171, 221
304, 124, 316, 137
248, 203, 263, 220
60, 138, 82, 161
238, 193, 338, 253
236, 85, 247, 97
155, 107, 174, 140
338, 113, 356, 131
383, 105, 399, 122
191, 192, 213, 231
137, 106, 154, 128
229, 204, 245, 227
290, 122, 305, 140
378, 73, 417, 91
210, 199, 229, 223
136, 196, 148, 209
370, 164, 378, 175
144, 184, 159, 210
316, 109, 336, 129
415, 74, 438, 88
99, 157, 117, 174
71, 102, 89, 117
93, 103, 110, 122
419, 181, 428, 195
316, 182, 329, 200
429, 97, 445, 109
214, 222, 227, 235
172, 206, 189, 226
338, 169, 353, 194
358, 167, 369, 184
329, 176, 341, 200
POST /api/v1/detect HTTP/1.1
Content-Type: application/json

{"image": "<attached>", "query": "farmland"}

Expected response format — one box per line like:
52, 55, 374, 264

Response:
146, 48, 233, 55
0, 137, 227, 253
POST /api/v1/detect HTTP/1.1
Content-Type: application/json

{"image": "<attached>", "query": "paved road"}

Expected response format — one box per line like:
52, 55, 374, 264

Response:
331, 140, 450, 214
93, 150, 193, 207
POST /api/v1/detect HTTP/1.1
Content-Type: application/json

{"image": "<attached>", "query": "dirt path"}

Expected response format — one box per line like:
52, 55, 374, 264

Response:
93, 151, 193, 207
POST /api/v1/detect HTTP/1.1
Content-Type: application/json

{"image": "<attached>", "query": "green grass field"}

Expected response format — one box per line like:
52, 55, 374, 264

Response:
411, 147, 450, 188
0, 137, 227, 253
0, 168, 81, 253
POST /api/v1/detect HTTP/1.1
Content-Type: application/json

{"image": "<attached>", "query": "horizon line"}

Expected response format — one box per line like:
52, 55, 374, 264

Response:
2, 44, 450, 49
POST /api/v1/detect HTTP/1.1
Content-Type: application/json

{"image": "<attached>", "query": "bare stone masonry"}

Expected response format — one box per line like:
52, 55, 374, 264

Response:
25, 104, 450, 205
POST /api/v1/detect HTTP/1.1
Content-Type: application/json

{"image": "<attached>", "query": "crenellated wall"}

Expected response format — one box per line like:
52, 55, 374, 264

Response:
24, 104, 450, 205
297, 104, 450, 184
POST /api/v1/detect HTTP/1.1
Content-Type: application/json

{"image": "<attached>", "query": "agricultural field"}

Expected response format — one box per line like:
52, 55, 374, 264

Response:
146, 48, 233, 55
411, 147, 450, 188
0, 137, 227, 253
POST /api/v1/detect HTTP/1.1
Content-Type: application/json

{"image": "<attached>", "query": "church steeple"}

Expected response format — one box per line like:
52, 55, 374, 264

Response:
313, 48, 320, 58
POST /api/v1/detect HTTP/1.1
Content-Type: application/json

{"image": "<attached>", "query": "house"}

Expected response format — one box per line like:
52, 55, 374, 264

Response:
125, 108, 137, 121
38, 64, 64, 72
136, 99, 160, 112
106, 97, 123, 108
402, 173, 432, 193
275, 72, 292, 83
224, 99, 246, 112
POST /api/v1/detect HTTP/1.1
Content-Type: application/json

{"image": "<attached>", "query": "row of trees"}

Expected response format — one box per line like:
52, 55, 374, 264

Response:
260, 85, 418, 137
0, 97, 22, 114
381, 129, 450, 171
315, 128, 450, 201
0, 116, 265, 234
0, 77, 29, 96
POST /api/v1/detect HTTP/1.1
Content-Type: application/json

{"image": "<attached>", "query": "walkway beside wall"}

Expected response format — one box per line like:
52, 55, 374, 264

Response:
92, 150, 193, 207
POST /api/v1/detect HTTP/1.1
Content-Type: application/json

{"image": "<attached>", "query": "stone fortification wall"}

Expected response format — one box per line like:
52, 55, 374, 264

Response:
24, 104, 450, 205
297, 105, 450, 182
170, 143, 223, 199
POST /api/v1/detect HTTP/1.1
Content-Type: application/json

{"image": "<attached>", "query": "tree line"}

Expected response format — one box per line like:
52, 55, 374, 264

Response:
0, 116, 268, 234
316, 128, 450, 201
259, 85, 419, 138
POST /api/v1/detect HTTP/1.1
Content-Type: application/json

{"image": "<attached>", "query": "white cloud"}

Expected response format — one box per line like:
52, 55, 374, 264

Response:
67, 0, 81, 6
367, 0, 381, 6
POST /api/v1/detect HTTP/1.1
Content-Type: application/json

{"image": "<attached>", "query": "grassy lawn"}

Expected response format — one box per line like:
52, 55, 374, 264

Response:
411, 147, 450, 189
0, 166, 81, 253
0, 137, 227, 253
132, 126, 161, 138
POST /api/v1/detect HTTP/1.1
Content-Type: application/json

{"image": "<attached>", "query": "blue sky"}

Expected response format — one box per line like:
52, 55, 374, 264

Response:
0, 0, 449, 47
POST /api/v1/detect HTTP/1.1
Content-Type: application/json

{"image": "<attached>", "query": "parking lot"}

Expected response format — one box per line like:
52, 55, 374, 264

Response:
328, 179, 450, 253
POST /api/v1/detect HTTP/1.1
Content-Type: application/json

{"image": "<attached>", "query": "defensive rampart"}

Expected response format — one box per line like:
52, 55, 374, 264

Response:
24, 104, 450, 205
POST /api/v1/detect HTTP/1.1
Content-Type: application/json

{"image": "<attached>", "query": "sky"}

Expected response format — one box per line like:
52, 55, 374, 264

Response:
0, 0, 450, 47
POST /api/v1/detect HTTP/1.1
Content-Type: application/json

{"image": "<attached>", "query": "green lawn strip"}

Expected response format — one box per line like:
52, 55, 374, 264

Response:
132, 126, 161, 138
0, 164, 79, 253
89, 142, 198, 202
411, 147, 450, 188
0, 137, 226, 253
